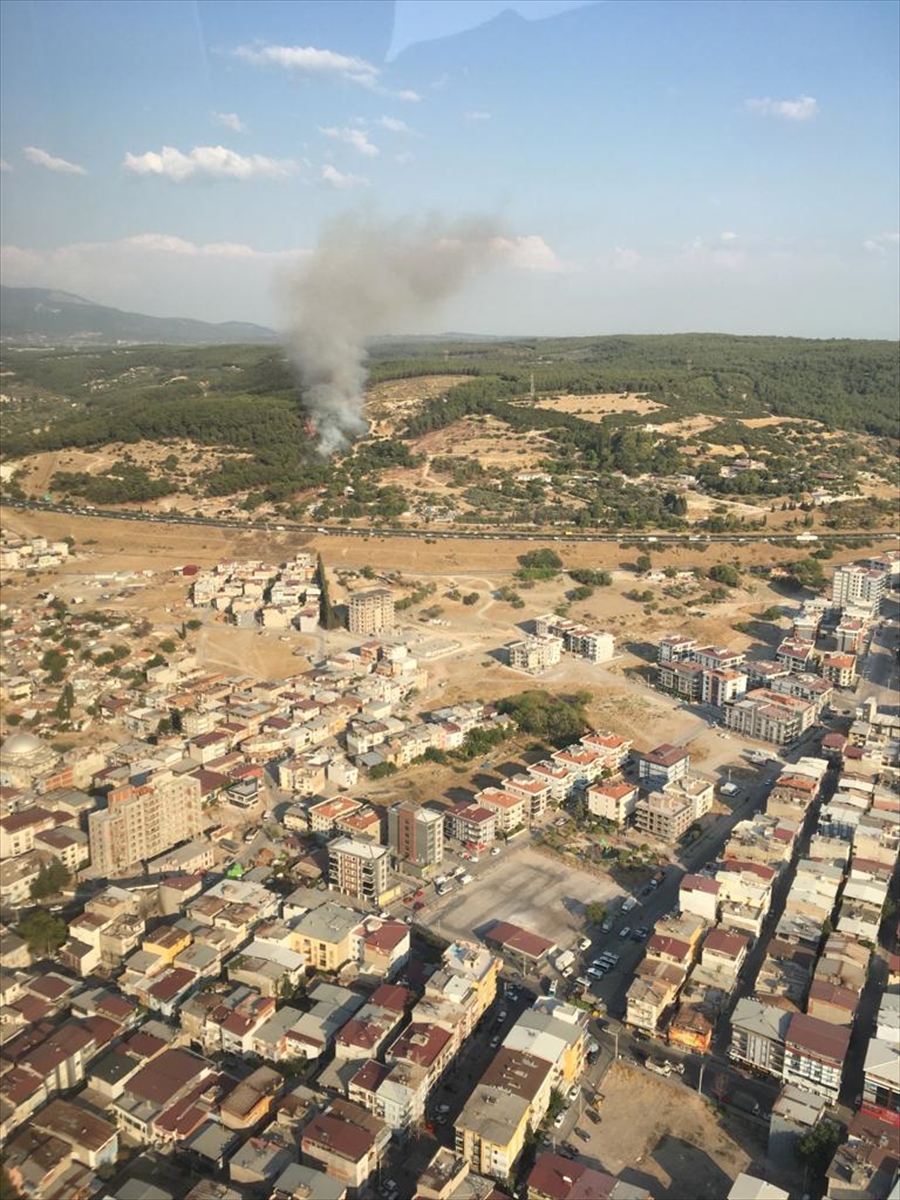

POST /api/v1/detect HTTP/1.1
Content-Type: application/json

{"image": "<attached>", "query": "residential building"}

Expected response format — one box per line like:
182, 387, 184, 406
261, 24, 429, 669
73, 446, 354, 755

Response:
782, 1013, 851, 1103
289, 902, 362, 973
89, 771, 203, 875
831, 564, 887, 616
730, 998, 792, 1077
634, 792, 694, 841
301, 1098, 390, 1197
327, 838, 391, 904
637, 744, 690, 790
348, 589, 395, 636
657, 660, 705, 701
533, 615, 614, 663
388, 801, 444, 869
821, 654, 858, 689
586, 781, 638, 826
443, 802, 496, 846
507, 635, 563, 675
724, 689, 816, 744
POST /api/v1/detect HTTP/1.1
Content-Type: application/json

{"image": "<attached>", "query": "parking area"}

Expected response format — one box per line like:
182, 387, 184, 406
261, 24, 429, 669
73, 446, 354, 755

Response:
567, 1060, 758, 1199
426, 844, 623, 948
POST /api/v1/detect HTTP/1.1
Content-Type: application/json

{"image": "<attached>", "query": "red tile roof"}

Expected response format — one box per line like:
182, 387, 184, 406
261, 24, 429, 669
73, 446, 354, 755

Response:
786, 1012, 851, 1062
486, 920, 555, 960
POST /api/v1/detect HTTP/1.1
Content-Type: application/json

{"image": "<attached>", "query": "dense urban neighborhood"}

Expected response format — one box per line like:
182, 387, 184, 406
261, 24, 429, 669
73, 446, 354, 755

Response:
0, 522, 897, 1200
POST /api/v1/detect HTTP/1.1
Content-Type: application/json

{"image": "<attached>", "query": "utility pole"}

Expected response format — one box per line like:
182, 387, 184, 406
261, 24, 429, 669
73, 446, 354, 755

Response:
697, 1058, 706, 1097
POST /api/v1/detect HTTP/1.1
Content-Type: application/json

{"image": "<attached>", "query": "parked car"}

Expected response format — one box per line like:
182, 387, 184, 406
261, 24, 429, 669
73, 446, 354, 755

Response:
587, 1108, 602, 1124
553, 1110, 566, 1129
575, 1127, 591, 1142
567, 1084, 580, 1102
619, 926, 631, 940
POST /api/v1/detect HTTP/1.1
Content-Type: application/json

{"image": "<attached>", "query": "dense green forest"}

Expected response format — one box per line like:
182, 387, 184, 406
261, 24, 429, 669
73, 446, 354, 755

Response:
0, 334, 896, 512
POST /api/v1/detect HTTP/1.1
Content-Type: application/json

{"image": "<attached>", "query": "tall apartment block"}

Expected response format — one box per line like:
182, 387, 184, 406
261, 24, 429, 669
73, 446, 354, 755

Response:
388, 800, 444, 868
328, 836, 390, 902
831, 565, 887, 616
88, 770, 203, 875
348, 588, 395, 636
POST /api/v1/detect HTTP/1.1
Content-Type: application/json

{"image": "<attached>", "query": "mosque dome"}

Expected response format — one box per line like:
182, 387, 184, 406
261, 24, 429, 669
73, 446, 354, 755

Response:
1, 731, 47, 759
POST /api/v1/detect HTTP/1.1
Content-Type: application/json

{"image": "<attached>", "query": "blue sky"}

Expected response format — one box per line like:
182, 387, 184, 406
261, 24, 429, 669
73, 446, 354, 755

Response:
1, 0, 898, 337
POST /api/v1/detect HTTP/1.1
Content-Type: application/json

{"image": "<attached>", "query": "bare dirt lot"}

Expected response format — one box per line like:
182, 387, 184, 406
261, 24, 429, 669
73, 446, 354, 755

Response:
427, 844, 622, 948
524, 392, 662, 422
584, 1061, 759, 1199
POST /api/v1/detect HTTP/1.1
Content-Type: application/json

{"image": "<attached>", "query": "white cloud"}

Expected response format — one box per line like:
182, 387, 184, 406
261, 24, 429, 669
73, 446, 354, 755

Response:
395, 151, 415, 165
319, 126, 379, 157
0, 158, 12, 172
396, 89, 422, 103
23, 146, 87, 175
745, 95, 819, 121
212, 111, 247, 133
319, 164, 369, 189
719, 231, 739, 242
123, 145, 296, 181
464, 111, 491, 122
376, 116, 413, 134
234, 43, 379, 82
863, 232, 900, 253
490, 235, 571, 273
122, 233, 259, 258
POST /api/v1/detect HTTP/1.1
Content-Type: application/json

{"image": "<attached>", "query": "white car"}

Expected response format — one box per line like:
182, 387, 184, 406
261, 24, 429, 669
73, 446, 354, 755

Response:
568, 1084, 580, 1102
490, 846, 501, 856
553, 1110, 566, 1129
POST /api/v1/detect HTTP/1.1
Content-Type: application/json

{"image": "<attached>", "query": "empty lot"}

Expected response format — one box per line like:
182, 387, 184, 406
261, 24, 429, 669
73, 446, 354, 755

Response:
427, 845, 622, 949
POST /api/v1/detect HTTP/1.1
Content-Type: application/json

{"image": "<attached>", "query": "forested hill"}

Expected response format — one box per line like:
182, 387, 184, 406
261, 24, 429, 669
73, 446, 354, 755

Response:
0, 286, 278, 346
368, 332, 900, 440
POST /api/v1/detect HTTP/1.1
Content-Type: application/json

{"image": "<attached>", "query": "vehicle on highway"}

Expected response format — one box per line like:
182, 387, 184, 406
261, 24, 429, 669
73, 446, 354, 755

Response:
490, 1035, 501, 1049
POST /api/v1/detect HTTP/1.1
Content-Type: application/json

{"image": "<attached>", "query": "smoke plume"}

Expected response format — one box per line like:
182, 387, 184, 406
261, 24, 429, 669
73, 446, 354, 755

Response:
285, 210, 500, 455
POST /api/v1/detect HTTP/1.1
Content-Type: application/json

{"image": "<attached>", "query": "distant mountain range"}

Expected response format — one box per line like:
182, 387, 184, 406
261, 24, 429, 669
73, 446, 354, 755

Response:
0, 287, 279, 346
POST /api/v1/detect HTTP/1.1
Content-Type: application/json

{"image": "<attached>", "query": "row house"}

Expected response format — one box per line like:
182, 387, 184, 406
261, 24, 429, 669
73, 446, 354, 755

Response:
181, 985, 277, 1056
111, 1047, 215, 1147
334, 984, 409, 1061
724, 814, 799, 869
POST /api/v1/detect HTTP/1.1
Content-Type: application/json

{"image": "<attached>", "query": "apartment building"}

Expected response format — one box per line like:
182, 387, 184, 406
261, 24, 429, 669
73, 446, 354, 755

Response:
637, 744, 690, 790
586, 781, 639, 826
388, 801, 444, 869
533, 615, 614, 663
88, 771, 203, 875
348, 589, 395, 636
327, 838, 391, 904
443, 802, 497, 846
723, 689, 816, 744
634, 792, 694, 841
831, 564, 887, 616
507, 635, 563, 674
782, 1013, 851, 1104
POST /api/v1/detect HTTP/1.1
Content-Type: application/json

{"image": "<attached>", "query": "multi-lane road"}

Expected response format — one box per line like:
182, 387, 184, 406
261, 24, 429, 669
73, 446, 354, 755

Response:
3, 497, 898, 546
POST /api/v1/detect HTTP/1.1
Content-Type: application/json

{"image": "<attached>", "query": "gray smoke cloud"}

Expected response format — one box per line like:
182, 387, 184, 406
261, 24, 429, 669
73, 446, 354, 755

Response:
285, 210, 501, 456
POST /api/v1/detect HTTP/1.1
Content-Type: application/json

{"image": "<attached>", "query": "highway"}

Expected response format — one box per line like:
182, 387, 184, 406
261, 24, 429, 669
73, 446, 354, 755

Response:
3, 497, 898, 546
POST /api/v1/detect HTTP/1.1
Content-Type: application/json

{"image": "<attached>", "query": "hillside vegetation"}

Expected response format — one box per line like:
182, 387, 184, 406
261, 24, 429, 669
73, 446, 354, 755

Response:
0, 334, 896, 525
